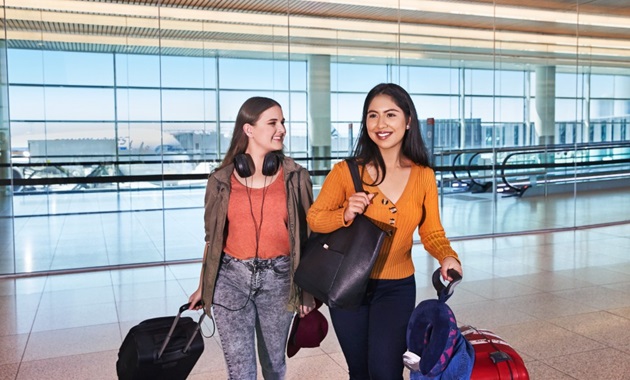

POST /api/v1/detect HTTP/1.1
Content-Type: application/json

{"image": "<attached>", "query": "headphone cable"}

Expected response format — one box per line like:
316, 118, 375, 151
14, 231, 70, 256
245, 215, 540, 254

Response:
213, 173, 270, 312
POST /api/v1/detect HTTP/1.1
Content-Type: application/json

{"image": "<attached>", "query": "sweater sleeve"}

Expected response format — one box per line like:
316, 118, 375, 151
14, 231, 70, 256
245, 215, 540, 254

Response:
418, 168, 460, 264
306, 161, 353, 233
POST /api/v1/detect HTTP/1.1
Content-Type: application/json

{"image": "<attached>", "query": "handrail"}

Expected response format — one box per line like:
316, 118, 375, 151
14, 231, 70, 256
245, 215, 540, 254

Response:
466, 151, 490, 191
2, 143, 630, 194
435, 141, 630, 194
435, 140, 630, 157
499, 146, 630, 195
449, 152, 466, 183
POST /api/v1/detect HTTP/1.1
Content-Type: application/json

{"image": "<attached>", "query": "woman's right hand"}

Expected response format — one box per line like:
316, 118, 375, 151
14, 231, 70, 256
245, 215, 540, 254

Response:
344, 192, 375, 223
299, 291, 317, 318
188, 287, 203, 310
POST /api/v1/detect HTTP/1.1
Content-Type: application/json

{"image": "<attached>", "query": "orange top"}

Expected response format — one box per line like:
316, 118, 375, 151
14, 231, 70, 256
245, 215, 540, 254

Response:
307, 161, 459, 279
224, 168, 290, 260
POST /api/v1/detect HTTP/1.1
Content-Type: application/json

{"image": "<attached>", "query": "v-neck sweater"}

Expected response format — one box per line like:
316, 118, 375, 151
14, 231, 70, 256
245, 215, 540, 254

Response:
307, 160, 459, 279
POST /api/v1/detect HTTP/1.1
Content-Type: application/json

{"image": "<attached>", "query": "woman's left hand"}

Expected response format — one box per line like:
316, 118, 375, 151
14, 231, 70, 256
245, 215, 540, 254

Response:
299, 291, 316, 317
440, 256, 463, 282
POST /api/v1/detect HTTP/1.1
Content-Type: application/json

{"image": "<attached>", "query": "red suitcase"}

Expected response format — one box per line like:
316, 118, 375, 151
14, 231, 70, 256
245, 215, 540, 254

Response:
460, 325, 530, 380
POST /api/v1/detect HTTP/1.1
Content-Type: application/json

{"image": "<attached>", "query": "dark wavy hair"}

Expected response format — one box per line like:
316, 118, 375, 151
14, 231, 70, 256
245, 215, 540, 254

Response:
353, 83, 430, 185
217, 96, 284, 171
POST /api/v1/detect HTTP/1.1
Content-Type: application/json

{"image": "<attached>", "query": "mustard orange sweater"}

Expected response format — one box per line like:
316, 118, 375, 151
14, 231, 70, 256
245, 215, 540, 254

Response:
306, 160, 459, 280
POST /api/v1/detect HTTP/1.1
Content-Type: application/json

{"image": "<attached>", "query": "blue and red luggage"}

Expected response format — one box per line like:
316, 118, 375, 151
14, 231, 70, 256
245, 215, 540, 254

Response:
405, 268, 529, 379
404, 268, 475, 379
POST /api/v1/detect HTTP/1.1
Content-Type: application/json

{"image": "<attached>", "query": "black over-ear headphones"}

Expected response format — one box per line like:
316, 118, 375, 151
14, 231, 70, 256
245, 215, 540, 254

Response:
234, 152, 281, 178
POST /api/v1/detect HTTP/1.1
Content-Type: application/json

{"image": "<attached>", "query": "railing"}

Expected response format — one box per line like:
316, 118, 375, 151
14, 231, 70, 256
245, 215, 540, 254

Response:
497, 142, 630, 196
0, 154, 333, 193
2, 142, 630, 198
435, 141, 630, 196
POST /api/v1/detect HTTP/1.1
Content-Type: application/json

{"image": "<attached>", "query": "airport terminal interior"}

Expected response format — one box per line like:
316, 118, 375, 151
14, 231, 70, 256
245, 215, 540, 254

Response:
1, 0, 630, 379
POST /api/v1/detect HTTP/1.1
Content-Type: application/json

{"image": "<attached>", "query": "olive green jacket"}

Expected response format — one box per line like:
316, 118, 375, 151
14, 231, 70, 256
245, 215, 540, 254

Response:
200, 157, 313, 314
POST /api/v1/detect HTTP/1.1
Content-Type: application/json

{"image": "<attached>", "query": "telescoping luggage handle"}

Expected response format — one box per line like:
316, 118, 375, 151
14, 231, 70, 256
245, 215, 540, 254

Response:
157, 302, 205, 360
432, 267, 463, 301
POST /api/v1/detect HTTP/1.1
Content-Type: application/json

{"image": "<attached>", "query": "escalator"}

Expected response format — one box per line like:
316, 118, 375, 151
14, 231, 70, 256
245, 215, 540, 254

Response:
436, 141, 630, 197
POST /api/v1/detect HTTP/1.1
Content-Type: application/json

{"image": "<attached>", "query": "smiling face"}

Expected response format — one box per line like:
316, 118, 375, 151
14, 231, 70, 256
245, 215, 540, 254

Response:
365, 94, 409, 153
244, 105, 286, 155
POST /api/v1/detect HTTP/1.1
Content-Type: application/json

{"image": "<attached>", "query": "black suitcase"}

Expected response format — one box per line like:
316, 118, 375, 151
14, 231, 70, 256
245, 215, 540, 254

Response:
117, 303, 206, 380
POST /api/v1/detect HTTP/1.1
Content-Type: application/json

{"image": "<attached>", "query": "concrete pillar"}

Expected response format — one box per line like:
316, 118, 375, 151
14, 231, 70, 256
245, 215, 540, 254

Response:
308, 55, 331, 185
534, 66, 556, 146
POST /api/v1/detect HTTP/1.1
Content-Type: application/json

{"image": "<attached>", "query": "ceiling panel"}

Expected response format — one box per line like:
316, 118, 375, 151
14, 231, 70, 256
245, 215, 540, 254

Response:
1, 0, 629, 71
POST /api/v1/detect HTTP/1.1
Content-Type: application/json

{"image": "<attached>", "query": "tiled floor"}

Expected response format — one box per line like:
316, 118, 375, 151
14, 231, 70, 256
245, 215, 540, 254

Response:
1, 223, 629, 379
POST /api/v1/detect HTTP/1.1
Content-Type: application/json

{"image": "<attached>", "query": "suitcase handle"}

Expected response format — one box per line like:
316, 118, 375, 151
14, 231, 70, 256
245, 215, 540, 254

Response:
432, 267, 462, 301
157, 301, 205, 360
179, 302, 201, 314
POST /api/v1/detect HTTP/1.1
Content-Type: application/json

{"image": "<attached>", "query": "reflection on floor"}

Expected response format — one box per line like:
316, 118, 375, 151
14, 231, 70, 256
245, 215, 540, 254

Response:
1, 224, 629, 379
4, 186, 630, 273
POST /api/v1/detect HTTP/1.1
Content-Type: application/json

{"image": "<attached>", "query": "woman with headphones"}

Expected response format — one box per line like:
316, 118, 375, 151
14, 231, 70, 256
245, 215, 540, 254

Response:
188, 97, 316, 380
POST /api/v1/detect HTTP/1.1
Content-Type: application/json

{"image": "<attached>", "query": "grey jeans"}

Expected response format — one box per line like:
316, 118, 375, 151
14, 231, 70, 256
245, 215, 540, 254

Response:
213, 254, 294, 380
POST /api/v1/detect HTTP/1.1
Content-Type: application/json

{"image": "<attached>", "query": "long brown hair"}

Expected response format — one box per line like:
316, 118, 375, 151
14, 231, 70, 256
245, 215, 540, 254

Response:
217, 96, 283, 171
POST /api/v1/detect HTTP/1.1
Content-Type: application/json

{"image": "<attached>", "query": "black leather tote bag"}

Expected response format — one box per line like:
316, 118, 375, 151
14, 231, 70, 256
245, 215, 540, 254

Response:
295, 159, 393, 309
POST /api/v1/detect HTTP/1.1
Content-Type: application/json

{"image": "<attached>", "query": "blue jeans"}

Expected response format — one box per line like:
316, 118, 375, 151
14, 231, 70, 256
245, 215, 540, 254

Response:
213, 254, 294, 380
329, 275, 416, 380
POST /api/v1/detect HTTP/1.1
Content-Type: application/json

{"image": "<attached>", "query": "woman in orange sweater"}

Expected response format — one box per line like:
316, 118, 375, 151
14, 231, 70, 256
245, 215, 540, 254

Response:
307, 83, 463, 380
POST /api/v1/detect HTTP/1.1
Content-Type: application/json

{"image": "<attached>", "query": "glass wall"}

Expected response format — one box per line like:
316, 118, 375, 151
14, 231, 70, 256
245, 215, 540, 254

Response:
0, 24, 13, 275
0, 0, 629, 275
